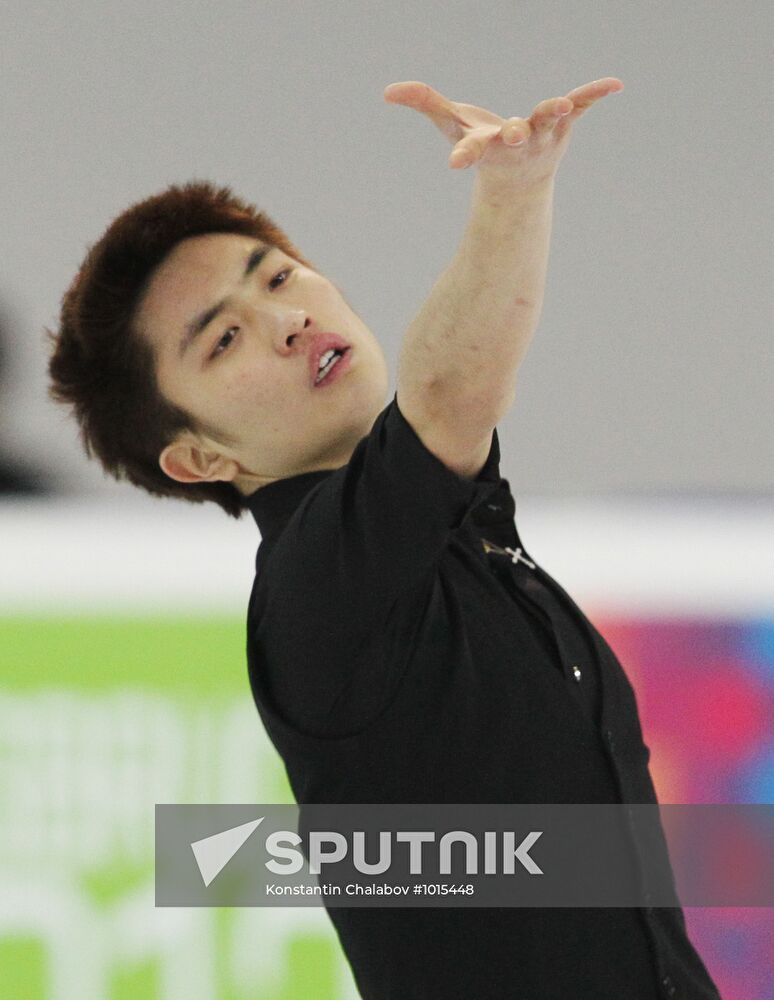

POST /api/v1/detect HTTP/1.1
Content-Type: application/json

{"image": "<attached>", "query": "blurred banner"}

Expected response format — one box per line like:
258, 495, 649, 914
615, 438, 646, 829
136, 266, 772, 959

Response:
1, 497, 772, 999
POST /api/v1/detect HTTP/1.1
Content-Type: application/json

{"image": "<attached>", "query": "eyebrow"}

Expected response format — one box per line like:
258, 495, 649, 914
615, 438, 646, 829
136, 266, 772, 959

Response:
178, 243, 277, 359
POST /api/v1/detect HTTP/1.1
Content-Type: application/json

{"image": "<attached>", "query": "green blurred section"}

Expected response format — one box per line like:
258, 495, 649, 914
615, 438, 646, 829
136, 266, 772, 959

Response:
0, 616, 246, 693
112, 957, 160, 1000
1, 616, 353, 1000
0, 928, 344, 1000
0, 937, 46, 999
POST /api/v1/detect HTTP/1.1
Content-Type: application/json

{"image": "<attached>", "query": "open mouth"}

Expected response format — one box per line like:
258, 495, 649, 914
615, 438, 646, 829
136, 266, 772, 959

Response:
314, 346, 350, 385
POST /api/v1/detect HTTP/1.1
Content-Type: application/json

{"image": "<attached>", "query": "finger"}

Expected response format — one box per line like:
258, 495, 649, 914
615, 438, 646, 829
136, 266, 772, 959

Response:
528, 97, 574, 133
562, 77, 624, 120
449, 129, 494, 169
501, 116, 531, 146
564, 77, 624, 105
383, 80, 462, 123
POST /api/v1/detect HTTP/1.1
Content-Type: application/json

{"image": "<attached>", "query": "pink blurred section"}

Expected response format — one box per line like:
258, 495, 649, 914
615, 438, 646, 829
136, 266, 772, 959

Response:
593, 615, 774, 1000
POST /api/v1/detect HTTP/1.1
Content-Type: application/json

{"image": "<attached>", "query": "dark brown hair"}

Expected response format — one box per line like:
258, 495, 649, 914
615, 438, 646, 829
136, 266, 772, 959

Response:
47, 180, 318, 517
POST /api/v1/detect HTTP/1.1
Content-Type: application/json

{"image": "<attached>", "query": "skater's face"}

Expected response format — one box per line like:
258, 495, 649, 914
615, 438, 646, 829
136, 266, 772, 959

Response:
135, 232, 390, 494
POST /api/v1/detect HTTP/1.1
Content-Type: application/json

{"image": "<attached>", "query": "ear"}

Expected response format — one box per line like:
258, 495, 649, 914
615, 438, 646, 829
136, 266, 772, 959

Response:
159, 437, 239, 485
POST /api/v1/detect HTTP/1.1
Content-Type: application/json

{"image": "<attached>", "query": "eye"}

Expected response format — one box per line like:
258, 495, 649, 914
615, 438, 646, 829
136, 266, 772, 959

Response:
268, 268, 292, 290
211, 327, 239, 358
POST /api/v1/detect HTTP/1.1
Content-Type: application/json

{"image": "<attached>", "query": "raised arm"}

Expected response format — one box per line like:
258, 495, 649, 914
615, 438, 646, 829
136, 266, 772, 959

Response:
384, 77, 624, 477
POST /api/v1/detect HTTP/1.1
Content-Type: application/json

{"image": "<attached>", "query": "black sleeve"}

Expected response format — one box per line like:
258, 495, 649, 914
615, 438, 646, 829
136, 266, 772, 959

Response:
249, 391, 502, 736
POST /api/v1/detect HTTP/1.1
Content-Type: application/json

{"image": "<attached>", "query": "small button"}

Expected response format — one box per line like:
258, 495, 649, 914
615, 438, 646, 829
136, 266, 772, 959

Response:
661, 975, 676, 997
572, 664, 582, 681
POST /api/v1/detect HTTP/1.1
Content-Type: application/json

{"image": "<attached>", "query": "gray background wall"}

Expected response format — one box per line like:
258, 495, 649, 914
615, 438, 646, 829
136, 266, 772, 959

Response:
0, 0, 771, 501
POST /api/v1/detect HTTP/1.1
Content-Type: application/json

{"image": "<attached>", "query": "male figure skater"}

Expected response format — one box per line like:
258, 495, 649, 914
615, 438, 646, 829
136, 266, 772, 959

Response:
49, 77, 722, 999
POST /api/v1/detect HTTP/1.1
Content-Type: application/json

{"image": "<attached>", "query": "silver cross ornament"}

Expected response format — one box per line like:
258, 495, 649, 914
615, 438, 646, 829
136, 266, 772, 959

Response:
504, 546, 536, 569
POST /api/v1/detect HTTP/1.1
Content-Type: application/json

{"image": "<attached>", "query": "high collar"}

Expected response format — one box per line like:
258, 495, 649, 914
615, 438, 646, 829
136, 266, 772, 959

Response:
244, 468, 338, 545
244, 459, 516, 550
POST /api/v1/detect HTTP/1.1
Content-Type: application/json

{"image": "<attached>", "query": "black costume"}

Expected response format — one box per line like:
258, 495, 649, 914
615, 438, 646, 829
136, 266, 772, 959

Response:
245, 393, 721, 1000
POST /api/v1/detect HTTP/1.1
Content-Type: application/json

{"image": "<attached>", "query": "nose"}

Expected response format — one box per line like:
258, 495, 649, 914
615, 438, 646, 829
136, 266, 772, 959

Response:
273, 311, 313, 354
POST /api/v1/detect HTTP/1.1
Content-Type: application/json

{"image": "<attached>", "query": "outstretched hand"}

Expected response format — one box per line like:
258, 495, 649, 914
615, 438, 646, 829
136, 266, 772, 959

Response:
384, 77, 624, 189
